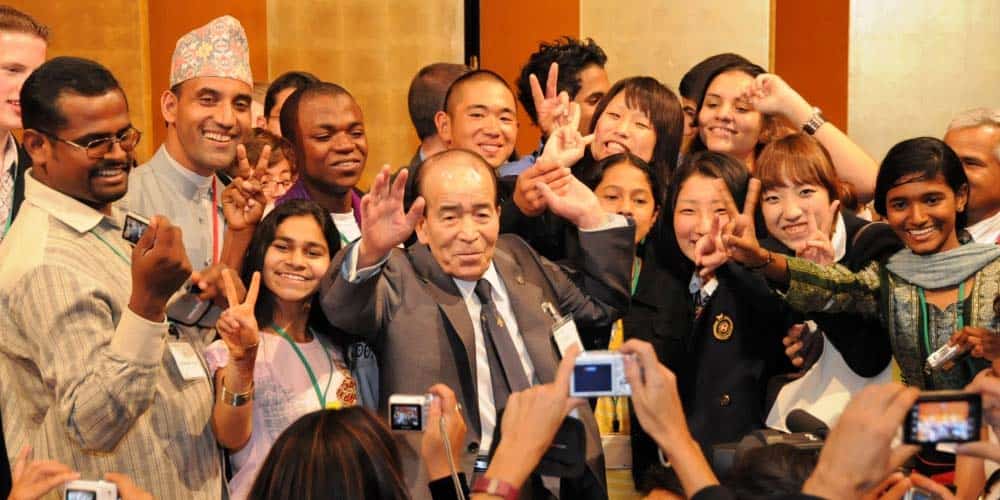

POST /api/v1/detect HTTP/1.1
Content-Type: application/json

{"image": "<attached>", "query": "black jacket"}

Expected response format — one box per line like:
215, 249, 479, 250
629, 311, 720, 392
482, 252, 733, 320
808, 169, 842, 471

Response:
759, 211, 901, 377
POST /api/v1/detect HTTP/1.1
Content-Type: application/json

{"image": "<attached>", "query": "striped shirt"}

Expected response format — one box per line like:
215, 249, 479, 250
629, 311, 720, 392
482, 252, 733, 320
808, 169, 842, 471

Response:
0, 172, 222, 499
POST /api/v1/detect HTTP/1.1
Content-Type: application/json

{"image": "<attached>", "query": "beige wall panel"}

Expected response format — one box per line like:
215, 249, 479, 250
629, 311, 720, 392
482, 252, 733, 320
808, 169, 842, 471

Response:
268, 0, 464, 190
849, 0, 1000, 162
5, 1, 153, 160
580, 0, 770, 91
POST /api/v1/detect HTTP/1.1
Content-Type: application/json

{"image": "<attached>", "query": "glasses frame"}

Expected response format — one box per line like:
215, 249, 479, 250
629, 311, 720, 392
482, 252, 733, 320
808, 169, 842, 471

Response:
35, 126, 142, 159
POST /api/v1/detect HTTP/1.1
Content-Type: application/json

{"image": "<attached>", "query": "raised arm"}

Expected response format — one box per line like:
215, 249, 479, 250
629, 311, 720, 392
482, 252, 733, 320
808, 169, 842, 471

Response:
746, 74, 877, 202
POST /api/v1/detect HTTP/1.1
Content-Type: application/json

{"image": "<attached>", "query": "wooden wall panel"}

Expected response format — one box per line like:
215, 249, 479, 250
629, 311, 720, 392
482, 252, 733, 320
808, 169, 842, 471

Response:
4, 1, 153, 160
479, 0, 579, 155
773, 0, 849, 131
147, 0, 268, 152
267, 0, 464, 191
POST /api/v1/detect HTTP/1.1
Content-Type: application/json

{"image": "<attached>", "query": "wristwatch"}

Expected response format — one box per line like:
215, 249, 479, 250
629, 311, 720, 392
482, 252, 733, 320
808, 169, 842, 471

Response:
802, 107, 827, 135
471, 477, 519, 500
220, 376, 254, 407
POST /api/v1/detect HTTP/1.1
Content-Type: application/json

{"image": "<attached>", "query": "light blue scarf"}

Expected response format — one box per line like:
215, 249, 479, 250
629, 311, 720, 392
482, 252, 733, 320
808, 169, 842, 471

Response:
886, 242, 1000, 289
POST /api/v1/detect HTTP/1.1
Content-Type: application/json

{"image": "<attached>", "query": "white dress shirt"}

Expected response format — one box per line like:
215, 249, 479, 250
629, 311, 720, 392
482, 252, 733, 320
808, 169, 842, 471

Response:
967, 210, 1000, 245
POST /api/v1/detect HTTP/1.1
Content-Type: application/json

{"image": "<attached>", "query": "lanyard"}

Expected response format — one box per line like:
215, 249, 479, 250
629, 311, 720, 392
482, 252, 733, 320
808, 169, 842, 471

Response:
272, 324, 335, 408
630, 257, 642, 296
91, 229, 130, 265
918, 282, 965, 361
210, 177, 220, 265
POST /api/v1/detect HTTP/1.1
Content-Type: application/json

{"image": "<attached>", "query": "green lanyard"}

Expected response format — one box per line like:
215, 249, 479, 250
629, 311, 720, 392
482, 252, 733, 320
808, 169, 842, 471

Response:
90, 229, 131, 265
2, 165, 18, 237
630, 257, 642, 296
918, 282, 965, 363
272, 324, 335, 408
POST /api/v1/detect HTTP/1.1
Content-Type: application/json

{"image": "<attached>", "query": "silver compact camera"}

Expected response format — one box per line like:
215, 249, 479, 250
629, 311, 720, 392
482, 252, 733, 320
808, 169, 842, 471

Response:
388, 394, 434, 431
925, 342, 970, 372
64, 480, 117, 500
571, 350, 632, 398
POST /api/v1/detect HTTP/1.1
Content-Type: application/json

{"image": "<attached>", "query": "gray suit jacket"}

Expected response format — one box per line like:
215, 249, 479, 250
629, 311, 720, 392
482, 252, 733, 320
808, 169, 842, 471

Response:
321, 228, 634, 499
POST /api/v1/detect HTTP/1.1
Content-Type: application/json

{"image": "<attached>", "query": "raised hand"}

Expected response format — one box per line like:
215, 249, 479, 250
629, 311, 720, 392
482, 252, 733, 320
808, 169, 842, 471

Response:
717, 178, 769, 267
511, 160, 573, 216
742, 73, 813, 126
190, 264, 244, 307
222, 144, 269, 231
7, 445, 79, 500
796, 200, 839, 265
129, 216, 193, 322
530, 62, 571, 137
217, 270, 261, 362
538, 102, 595, 170
694, 214, 727, 278
536, 172, 606, 230
357, 166, 425, 268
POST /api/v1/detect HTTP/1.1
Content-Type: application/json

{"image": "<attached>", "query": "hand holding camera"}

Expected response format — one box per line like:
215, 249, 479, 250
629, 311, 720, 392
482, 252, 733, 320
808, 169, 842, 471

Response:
7, 445, 78, 500
419, 384, 467, 481
128, 215, 192, 322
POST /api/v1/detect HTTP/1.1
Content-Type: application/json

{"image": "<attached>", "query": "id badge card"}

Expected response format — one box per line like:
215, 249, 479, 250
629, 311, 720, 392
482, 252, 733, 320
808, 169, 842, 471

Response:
168, 342, 207, 381
544, 302, 584, 357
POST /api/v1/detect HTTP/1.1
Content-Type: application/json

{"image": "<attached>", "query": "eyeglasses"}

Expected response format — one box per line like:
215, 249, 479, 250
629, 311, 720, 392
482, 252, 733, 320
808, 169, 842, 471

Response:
37, 127, 142, 159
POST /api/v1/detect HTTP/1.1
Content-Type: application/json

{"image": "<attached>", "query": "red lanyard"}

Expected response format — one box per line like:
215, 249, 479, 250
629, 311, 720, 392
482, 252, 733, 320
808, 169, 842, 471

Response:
210, 177, 219, 265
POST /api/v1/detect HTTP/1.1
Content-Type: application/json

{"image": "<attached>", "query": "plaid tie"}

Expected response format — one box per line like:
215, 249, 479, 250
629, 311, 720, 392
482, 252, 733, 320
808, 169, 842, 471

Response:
0, 163, 15, 238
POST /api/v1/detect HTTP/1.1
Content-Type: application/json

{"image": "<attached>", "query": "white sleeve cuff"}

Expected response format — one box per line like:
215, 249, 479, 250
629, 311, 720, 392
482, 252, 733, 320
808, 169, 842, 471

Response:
111, 308, 168, 366
342, 239, 389, 283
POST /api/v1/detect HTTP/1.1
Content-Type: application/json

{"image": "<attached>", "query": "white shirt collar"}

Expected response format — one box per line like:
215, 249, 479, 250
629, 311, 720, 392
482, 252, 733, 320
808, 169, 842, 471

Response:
967, 210, 1000, 245
162, 147, 214, 192
24, 169, 120, 233
831, 211, 847, 262
453, 262, 505, 302
688, 273, 719, 300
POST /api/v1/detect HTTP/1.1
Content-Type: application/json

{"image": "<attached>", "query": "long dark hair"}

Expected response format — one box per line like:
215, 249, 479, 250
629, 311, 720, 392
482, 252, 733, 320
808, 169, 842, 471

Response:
873, 137, 969, 231
247, 407, 409, 500
241, 199, 344, 345
577, 76, 683, 192
654, 150, 750, 279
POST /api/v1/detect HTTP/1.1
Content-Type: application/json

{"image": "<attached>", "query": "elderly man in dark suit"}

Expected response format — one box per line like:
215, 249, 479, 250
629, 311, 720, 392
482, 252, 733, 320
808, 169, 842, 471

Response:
322, 127, 634, 499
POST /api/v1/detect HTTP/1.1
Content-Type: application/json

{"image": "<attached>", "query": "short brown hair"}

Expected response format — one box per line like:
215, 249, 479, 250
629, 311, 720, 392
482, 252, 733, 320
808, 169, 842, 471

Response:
245, 127, 295, 173
756, 133, 850, 207
0, 6, 48, 41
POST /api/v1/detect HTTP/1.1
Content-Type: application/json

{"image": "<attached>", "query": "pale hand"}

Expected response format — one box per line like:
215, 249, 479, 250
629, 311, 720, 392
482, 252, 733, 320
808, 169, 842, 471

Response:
538, 102, 595, 170
7, 445, 79, 500
530, 62, 571, 137
796, 200, 839, 265
420, 383, 468, 480
716, 178, 769, 267
511, 159, 573, 216
536, 173, 605, 230
743, 73, 812, 124
222, 144, 269, 231
358, 166, 425, 267
217, 270, 261, 361
693, 214, 727, 278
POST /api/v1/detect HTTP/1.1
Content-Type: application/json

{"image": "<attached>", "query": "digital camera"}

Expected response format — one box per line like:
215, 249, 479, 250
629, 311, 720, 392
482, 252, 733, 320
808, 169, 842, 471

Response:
388, 394, 434, 431
570, 350, 632, 398
64, 480, 117, 500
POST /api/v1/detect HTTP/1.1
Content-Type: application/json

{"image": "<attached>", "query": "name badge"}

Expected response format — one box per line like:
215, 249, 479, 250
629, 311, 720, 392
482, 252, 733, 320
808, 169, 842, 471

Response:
544, 302, 584, 357
169, 342, 207, 381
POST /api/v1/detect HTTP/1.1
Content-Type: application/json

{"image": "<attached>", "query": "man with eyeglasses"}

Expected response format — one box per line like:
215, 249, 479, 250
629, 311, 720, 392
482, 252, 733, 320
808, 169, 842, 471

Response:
0, 56, 223, 499
0, 6, 47, 244
126, 15, 254, 270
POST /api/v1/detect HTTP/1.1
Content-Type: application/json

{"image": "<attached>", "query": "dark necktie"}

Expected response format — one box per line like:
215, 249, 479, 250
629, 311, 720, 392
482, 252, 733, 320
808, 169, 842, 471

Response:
474, 279, 530, 410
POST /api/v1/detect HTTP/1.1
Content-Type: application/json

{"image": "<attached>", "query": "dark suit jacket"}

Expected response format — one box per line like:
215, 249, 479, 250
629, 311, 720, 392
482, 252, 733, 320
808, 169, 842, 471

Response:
321, 229, 634, 500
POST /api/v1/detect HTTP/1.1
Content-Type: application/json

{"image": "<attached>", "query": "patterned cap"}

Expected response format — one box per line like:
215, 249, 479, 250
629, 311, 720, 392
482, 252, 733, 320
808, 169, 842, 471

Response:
169, 15, 252, 88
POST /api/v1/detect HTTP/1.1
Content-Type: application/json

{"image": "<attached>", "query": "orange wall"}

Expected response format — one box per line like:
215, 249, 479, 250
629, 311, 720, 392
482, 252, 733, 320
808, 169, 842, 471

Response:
480, 0, 579, 155
773, 0, 849, 130
147, 0, 268, 149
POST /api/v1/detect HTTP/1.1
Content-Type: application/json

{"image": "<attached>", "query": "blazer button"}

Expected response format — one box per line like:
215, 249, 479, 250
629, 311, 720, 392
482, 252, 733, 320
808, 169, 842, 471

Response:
467, 441, 479, 454
719, 393, 731, 407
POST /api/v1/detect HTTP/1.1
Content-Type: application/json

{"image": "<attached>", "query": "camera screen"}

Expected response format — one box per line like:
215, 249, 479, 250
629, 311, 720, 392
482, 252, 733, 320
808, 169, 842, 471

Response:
122, 215, 148, 245
66, 491, 97, 500
574, 363, 612, 392
909, 400, 975, 444
390, 403, 422, 431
